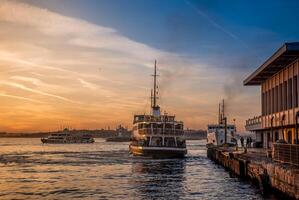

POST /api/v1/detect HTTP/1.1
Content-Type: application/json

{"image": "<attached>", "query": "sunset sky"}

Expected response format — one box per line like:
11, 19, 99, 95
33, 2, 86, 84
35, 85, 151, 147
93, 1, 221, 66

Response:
1, 0, 299, 132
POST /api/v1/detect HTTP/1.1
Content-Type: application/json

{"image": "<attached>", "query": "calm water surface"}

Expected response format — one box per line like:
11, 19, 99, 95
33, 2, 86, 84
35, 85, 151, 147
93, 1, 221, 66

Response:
0, 138, 268, 199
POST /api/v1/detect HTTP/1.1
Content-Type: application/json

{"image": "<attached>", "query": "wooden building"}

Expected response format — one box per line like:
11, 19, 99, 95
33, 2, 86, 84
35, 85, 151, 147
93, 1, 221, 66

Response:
244, 42, 299, 148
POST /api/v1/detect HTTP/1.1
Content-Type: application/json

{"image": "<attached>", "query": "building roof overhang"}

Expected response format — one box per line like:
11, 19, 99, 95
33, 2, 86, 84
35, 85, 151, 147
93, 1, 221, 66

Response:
244, 42, 299, 86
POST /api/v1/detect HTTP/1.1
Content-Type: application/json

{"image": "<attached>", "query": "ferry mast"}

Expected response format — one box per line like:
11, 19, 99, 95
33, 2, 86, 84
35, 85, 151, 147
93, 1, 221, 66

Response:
151, 60, 160, 116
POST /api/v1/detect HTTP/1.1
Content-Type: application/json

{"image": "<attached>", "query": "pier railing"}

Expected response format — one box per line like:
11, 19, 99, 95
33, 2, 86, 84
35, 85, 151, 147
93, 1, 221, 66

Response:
273, 143, 299, 166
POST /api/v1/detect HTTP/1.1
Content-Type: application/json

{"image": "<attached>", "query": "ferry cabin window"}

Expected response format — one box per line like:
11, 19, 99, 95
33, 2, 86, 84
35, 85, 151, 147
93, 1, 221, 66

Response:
151, 137, 162, 147
138, 124, 142, 129
176, 137, 186, 148
175, 124, 183, 130
165, 123, 173, 129
158, 124, 163, 129
151, 123, 158, 129
164, 137, 176, 147
145, 137, 150, 146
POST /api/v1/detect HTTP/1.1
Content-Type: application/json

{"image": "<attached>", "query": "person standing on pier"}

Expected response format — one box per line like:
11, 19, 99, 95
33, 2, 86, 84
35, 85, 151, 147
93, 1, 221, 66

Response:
240, 137, 244, 147
246, 137, 250, 148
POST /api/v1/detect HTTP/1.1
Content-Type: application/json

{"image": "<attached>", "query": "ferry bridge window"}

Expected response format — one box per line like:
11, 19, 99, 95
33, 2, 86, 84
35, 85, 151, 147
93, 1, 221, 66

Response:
158, 124, 163, 129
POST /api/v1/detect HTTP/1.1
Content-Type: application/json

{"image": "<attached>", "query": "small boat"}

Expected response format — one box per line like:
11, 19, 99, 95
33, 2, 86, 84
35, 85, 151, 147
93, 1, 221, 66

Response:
106, 125, 131, 142
41, 128, 95, 144
207, 100, 237, 146
129, 60, 187, 158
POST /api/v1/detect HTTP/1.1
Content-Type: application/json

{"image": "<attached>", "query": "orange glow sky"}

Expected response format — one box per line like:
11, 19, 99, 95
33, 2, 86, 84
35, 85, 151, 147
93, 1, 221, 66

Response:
0, 0, 263, 133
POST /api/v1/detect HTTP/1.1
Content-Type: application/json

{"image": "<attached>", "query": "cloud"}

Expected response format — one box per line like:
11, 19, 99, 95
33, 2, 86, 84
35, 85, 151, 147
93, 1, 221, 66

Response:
0, 80, 79, 104
0, 0, 259, 132
0, 92, 43, 103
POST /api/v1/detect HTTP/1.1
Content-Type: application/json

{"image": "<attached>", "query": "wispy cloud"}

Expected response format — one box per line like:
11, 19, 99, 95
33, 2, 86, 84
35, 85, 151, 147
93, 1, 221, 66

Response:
0, 92, 43, 103
0, 0, 259, 132
0, 80, 79, 104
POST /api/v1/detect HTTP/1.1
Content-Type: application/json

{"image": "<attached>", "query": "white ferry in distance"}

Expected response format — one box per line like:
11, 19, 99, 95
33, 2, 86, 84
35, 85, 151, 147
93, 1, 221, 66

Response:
41, 128, 95, 144
129, 60, 187, 158
207, 100, 237, 146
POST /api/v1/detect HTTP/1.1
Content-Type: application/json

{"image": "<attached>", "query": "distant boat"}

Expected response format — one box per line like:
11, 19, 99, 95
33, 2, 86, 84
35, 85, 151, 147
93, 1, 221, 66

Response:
129, 60, 187, 158
106, 125, 131, 142
207, 100, 237, 146
41, 128, 95, 144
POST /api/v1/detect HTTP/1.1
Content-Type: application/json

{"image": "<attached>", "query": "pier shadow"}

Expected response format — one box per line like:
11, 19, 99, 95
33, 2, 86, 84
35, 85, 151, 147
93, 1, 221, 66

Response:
130, 158, 186, 199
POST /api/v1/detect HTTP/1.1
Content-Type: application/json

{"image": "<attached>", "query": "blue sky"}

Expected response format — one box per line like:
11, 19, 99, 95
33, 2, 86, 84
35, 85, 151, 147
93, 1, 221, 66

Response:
1, 0, 299, 132
24, 0, 299, 69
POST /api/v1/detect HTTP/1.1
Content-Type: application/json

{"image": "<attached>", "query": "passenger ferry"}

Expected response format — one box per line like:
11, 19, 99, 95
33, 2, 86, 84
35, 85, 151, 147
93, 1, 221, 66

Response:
207, 100, 237, 146
129, 61, 187, 158
41, 128, 95, 144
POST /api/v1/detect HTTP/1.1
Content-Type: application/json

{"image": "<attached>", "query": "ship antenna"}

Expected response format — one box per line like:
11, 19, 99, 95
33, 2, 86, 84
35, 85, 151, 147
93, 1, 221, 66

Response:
222, 99, 225, 120
150, 89, 153, 108
151, 60, 160, 116
218, 103, 221, 124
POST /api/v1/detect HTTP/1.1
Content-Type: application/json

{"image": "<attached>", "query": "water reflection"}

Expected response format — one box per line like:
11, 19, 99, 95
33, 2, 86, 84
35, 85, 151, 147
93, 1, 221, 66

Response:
131, 159, 186, 199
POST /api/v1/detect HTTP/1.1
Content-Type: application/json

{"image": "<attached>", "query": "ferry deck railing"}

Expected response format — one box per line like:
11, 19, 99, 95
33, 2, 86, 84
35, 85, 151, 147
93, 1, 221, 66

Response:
138, 128, 184, 136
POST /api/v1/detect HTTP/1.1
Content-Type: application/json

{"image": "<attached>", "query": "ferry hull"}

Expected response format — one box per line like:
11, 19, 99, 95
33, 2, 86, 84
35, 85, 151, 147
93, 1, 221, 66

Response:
41, 138, 95, 144
129, 145, 187, 158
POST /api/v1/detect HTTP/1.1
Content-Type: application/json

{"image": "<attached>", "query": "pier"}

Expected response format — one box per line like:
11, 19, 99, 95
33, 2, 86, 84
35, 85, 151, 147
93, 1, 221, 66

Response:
207, 146, 299, 199
204, 42, 299, 199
